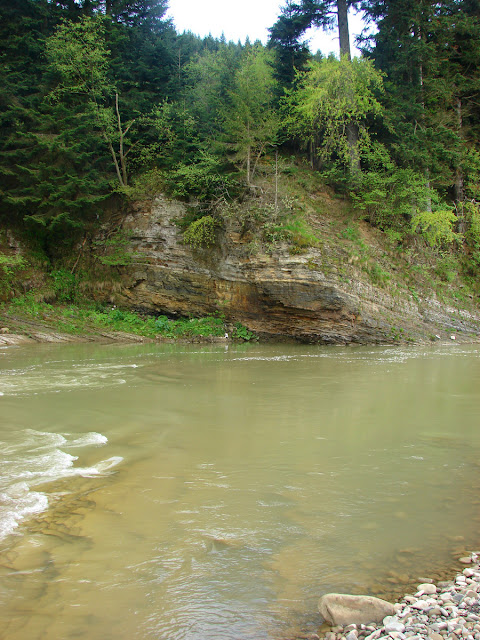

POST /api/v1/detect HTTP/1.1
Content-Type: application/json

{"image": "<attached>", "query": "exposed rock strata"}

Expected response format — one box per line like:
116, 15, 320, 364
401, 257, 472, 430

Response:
114, 195, 480, 344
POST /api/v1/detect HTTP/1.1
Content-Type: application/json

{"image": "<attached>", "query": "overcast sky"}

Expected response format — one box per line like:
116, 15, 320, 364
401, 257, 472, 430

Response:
166, 0, 366, 57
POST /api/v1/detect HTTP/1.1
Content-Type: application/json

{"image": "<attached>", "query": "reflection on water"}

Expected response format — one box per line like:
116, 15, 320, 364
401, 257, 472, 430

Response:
0, 342, 480, 639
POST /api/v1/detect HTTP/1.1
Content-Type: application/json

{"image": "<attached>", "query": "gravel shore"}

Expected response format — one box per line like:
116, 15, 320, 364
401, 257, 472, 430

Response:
319, 552, 480, 640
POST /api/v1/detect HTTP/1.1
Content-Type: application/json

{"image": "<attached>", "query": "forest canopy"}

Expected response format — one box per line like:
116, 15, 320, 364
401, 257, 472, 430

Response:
1, 0, 480, 271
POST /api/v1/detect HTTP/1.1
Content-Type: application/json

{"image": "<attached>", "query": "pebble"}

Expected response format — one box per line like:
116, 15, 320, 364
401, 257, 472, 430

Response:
385, 621, 406, 633
318, 553, 480, 640
419, 584, 438, 595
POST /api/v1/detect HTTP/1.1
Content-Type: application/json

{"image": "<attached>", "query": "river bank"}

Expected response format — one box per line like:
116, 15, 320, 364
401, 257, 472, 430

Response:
0, 304, 238, 346
0, 308, 479, 348
314, 553, 480, 640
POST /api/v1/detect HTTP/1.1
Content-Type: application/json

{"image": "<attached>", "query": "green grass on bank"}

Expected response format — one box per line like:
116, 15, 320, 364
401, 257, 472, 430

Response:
1, 294, 257, 342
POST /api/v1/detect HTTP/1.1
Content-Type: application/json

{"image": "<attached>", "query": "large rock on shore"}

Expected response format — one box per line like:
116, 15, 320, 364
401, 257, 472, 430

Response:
318, 593, 396, 626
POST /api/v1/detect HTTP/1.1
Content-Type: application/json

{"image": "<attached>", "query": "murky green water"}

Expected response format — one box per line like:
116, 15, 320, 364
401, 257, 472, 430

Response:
0, 342, 479, 639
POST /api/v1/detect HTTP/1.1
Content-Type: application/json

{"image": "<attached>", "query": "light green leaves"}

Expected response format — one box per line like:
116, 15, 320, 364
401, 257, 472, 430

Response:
46, 16, 113, 102
284, 56, 385, 168
411, 208, 458, 248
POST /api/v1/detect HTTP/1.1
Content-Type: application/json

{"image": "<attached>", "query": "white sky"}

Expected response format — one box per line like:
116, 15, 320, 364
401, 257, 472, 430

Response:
166, 0, 366, 57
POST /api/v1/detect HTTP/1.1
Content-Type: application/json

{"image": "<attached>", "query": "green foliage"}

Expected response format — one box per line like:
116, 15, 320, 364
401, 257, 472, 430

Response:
341, 224, 361, 242
284, 56, 385, 170
183, 215, 219, 249
267, 0, 312, 89
0, 253, 28, 297
46, 16, 112, 102
51, 268, 78, 303
9, 292, 53, 316
434, 255, 458, 283
232, 322, 257, 341
3, 296, 233, 340
351, 145, 433, 230
167, 153, 232, 202
384, 229, 403, 247
120, 168, 165, 201
411, 208, 458, 249
223, 46, 279, 184
94, 229, 138, 266
151, 314, 227, 339
367, 262, 390, 287
282, 216, 320, 253
462, 201, 480, 249
181, 44, 242, 145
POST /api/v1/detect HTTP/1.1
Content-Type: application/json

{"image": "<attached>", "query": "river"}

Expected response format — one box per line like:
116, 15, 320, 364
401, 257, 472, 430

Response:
0, 342, 479, 639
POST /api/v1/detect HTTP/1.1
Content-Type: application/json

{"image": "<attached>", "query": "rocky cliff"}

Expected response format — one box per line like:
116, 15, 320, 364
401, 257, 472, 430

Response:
114, 195, 480, 344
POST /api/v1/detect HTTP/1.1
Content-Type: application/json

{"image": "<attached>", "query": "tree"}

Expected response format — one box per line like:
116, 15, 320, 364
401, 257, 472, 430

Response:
268, 0, 313, 90
361, 0, 480, 203
270, 0, 362, 172
101, 0, 169, 28
224, 46, 279, 185
284, 56, 384, 173
181, 43, 242, 145
46, 15, 135, 187
269, 0, 360, 78
0, 0, 110, 251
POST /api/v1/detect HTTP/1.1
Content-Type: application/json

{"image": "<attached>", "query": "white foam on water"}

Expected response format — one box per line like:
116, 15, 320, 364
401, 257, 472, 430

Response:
0, 429, 122, 541
0, 360, 140, 396
67, 433, 108, 447
0, 483, 49, 540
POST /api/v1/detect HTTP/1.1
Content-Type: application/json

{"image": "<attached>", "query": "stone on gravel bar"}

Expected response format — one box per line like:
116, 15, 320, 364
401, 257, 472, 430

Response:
318, 594, 396, 626
419, 584, 438, 594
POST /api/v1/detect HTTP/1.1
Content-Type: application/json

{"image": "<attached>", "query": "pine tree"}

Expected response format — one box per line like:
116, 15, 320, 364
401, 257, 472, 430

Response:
361, 0, 480, 201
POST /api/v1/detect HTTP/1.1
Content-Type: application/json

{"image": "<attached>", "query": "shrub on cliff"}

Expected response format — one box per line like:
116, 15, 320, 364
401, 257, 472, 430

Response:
183, 215, 219, 249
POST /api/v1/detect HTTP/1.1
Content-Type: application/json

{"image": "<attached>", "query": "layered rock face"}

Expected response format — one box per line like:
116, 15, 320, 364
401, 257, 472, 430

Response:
116, 196, 479, 343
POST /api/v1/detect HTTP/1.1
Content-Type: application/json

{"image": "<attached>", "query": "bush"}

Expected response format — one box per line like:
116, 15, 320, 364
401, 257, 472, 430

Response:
0, 253, 28, 298
411, 208, 458, 249
435, 255, 458, 283
167, 153, 233, 202
341, 224, 361, 242
121, 169, 165, 201
368, 262, 390, 287
51, 268, 78, 303
183, 215, 219, 248
94, 229, 138, 266
232, 322, 257, 341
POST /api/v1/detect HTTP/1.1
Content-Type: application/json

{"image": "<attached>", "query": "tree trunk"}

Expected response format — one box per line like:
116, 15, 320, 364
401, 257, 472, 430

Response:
337, 0, 351, 60
346, 123, 360, 176
116, 93, 128, 187
274, 148, 279, 214
417, 28, 432, 212
337, 1, 360, 175
454, 96, 467, 233
454, 97, 465, 204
